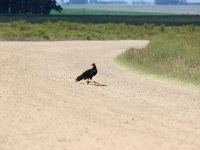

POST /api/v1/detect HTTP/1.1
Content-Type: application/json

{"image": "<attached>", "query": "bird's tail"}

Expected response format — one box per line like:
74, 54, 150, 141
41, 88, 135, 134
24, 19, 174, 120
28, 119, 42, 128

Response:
76, 75, 82, 82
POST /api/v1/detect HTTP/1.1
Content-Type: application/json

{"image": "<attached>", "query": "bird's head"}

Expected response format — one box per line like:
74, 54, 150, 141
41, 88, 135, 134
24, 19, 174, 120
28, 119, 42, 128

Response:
91, 63, 96, 67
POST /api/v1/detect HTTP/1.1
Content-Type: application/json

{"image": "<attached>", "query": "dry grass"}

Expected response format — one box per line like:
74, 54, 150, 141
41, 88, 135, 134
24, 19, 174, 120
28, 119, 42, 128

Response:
116, 26, 200, 86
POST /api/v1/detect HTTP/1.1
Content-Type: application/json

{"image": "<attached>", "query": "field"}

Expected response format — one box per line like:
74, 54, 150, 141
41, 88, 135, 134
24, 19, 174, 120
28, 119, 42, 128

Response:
60, 4, 200, 15
1, 4, 200, 25
51, 8, 173, 15
1, 15, 200, 25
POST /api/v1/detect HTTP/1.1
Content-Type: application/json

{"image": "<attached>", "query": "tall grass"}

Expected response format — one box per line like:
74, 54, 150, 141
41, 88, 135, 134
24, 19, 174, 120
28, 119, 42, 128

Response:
0, 21, 158, 40
116, 25, 200, 86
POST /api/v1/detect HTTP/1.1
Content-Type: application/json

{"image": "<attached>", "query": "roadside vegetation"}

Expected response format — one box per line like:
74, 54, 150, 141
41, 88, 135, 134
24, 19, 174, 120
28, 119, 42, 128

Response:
0, 21, 199, 86
116, 25, 200, 86
0, 21, 157, 40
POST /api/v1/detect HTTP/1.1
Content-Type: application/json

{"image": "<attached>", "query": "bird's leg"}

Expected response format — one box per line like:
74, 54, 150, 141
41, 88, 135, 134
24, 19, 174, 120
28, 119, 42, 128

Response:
87, 80, 90, 84
87, 78, 92, 85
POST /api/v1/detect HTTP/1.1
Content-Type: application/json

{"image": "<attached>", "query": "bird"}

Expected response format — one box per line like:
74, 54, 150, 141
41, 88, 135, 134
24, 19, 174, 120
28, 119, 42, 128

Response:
76, 63, 97, 82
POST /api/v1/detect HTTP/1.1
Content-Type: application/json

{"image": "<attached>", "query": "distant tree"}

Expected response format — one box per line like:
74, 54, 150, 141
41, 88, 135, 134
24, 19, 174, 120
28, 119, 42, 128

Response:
155, 0, 179, 5
41, 0, 63, 15
0, 0, 62, 15
90, 0, 98, 4
0, 0, 10, 14
179, 0, 187, 4
20, 0, 32, 14
10, 0, 21, 14
70, 0, 88, 4
30, 0, 62, 15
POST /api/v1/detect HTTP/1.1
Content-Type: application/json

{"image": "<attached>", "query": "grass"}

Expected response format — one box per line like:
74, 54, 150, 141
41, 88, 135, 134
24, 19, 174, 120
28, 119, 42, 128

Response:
116, 25, 200, 87
0, 20, 199, 86
0, 21, 157, 40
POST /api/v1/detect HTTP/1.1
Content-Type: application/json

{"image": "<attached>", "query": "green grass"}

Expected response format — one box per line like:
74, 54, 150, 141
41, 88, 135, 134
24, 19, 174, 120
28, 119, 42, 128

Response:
0, 21, 157, 40
116, 25, 200, 87
1, 15, 200, 25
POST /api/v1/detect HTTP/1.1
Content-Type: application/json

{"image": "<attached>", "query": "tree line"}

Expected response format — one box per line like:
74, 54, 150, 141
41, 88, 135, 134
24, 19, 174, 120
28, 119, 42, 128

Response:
155, 0, 187, 5
69, 0, 88, 4
0, 0, 62, 15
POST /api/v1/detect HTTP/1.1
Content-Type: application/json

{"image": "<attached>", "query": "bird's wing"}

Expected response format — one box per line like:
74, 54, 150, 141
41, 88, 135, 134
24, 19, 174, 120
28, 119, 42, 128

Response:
80, 69, 93, 78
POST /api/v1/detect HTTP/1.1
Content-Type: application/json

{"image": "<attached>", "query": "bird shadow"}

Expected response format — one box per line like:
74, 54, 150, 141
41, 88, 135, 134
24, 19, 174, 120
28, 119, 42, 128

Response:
87, 80, 107, 86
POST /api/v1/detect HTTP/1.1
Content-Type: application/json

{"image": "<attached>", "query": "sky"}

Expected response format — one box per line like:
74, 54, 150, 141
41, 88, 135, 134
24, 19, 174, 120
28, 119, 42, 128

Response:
140, 0, 200, 2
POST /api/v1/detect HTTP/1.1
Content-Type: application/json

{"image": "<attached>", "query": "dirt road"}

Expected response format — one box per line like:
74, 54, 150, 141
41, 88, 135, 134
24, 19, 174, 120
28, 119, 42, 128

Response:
0, 41, 199, 150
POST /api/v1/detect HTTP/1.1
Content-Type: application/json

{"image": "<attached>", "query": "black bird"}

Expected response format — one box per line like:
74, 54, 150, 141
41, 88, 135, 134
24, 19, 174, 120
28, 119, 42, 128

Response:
76, 63, 97, 82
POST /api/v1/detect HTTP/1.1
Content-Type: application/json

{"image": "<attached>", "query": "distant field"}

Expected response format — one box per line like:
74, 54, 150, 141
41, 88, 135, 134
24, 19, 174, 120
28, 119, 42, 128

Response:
51, 8, 172, 16
1, 15, 200, 25
0, 4, 199, 25
61, 4, 200, 15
